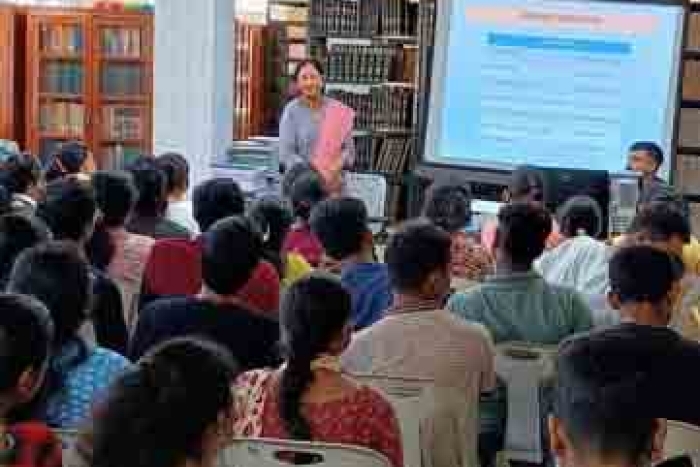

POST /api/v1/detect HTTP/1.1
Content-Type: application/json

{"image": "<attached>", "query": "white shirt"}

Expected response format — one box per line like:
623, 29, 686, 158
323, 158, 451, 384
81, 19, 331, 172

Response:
165, 200, 200, 235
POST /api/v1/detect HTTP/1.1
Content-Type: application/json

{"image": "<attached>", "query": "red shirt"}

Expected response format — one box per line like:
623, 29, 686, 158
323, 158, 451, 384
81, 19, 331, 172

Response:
282, 224, 324, 268
143, 237, 280, 317
2, 423, 62, 467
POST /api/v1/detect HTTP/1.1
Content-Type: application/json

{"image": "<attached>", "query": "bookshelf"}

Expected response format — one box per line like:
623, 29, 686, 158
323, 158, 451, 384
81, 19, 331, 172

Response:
24, 7, 153, 169
0, 5, 15, 142
233, 20, 267, 140
308, 0, 421, 219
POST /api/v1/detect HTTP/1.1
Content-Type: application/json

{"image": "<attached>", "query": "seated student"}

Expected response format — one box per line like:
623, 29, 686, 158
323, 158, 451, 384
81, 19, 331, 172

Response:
535, 196, 613, 326
125, 157, 190, 240
623, 202, 700, 341
249, 196, 312, 287
156, 152, 200, 235
282, 169, 327, 267
449, 202, 594, 344
551, 328, 667, 467
88, 171, 155, 330
342, 219, 496, 467
131, 216, 280, 369
44, 141, 95, 183
36, 178, 128, 354
0, 294, 62, 467
310, 197, 391, 329
234, 275, 403, 467
422, 183, 493, 282
7, 242, 132, 429
592, 245, 700, 426
481, 166, 562, 253
0, 214, 51, 288
75, 338, 238, 467
142, 179, 281, 316
1, 154, 43, 217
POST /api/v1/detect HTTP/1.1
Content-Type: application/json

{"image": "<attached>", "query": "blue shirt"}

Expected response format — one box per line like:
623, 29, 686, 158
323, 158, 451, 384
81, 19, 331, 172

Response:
341, 262, 392, 329
41, 340, 131, 429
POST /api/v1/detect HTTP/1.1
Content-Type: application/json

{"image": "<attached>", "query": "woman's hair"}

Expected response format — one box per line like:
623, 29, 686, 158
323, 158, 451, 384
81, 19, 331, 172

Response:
127, 157, 168, 218
288, 170, 327, 221
155, 153, 189, 195
278, 274, 351, 440
45, 141, 88, 183
508, 166, 545, 203
1, 154, 42, 195
293, 58, 325, 81
557, 195, 603, 238
422, 183, 472, 233
248, 197, 293, 277
90, 338, 238, 467
0, 214, 51, 287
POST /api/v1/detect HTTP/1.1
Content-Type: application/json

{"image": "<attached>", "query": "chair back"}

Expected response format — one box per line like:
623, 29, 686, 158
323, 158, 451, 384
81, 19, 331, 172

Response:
218, 438, 392, 467
495, 342, 558, 465
665, 420, 700, 460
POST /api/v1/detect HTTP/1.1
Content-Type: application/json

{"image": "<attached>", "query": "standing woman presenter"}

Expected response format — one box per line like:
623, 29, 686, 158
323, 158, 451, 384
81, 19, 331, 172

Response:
278, 59, 355, 195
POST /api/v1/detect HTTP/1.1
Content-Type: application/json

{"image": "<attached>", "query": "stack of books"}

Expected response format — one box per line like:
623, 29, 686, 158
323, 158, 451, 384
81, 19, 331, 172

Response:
371, 84, 414, 130
101, 27, 142, 58
379, 0, 418, 37
101, 64, 143, 96
310, 0, 372, 37
39, 102, 85, 135
326, 90, 373, 129
39, 24, 83, 54
41, 63, 84, 94
325, 44, 395, 83
373, 136, 413, 174
353, 133, 374, 170
103, 106, 143, 140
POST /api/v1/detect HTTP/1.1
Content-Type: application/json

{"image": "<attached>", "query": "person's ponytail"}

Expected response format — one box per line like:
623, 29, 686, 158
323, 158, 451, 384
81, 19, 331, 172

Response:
279, 350, 314, 440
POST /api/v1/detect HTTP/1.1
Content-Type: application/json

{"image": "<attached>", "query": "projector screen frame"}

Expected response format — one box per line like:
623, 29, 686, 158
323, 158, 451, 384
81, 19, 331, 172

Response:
417, 0, 691, 185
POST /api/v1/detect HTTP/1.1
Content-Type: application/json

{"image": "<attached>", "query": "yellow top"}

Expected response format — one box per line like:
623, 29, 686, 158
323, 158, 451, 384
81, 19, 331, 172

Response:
283, 252, 313, 287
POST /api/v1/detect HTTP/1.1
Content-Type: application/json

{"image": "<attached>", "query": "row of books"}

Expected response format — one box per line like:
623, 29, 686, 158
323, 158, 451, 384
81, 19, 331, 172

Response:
39, 24, 84, 54
100, 64, 143, 96
103, 106, 143, 140
325, 45, 396, 83
101, 27, 142, 58
329, 85, 414, 130
39, 102, 85, 135
101, 145, 142, 170
310, 0, 418, 38
353, 134, 413, 175
40, 63, 84, 94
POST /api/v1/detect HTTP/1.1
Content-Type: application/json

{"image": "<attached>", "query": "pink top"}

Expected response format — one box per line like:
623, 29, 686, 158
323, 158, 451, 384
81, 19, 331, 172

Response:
451, 232, 493, 281
480, 218, 563, 254
235, 370, 403, 467
282, 224, 324, 267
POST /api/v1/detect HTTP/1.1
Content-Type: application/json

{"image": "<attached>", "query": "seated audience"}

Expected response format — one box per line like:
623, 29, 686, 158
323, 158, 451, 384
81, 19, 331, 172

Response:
36, 178, 127, 354
142, 178, 280, 316
76, 338, 238, 467
7, 242, 131, 429
234, 275, 403, 467
44, 141, 94, 183
624, 202, 700, 340
131, 216, 280, 368
449, 202, 593, 344
1, 154, 43, 217
0, 214, 51, 288
422, 183, 493, 282
551, 328, 667, 467
310, 197, 391, 329
481, 166, 562, 253
591, 245, 700, 426
0, 294, 62, 467
535, 196, 613, 325
156, 152, 200, 235
282, 169, 327, 267
249, 196, 312, 287
88, 171, 155, 329
125, 157, 190, 240
343, 219, 496, 467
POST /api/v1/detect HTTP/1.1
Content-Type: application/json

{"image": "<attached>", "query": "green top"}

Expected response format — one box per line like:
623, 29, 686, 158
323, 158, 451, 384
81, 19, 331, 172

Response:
447, 271, 594, 344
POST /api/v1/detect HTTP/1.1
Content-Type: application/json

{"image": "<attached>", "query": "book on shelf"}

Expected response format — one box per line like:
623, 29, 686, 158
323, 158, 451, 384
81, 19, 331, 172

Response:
41, 62, 84, 94
101, 64, 143, 96
102, 145, 142, 170
310, 0, 416, 38
103, 106, 143, 140
40, 24, 83, 54
39, 102, 84, 135
270, 3, 308, 22
101, 27, 142, 58
326, 44, 395, 83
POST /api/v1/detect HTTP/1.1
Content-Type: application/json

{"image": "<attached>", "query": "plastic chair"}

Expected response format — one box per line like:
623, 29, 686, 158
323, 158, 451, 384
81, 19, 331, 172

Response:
495, 342, 558, 465
665, 420, 700, 460
344, 171, 389, 236
218, 438, 392, 467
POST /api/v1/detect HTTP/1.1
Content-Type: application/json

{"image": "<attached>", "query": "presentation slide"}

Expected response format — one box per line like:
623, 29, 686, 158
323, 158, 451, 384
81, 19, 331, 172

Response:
424, 0, 685, 177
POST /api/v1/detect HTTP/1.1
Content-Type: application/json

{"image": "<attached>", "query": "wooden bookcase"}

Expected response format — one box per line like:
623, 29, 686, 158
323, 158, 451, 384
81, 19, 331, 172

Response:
0, 5, 16, 142
233, 20, 267, 140
23, 7, 153, 169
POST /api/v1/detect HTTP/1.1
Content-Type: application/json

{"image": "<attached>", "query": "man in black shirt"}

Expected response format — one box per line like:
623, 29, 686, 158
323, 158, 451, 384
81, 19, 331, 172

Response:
573, 245, 700, 427
130, 216, 280, 369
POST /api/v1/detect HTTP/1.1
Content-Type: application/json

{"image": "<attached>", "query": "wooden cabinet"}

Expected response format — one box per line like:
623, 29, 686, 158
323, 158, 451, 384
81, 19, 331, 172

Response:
24, 7, 152, 168
0, 5, 16, 142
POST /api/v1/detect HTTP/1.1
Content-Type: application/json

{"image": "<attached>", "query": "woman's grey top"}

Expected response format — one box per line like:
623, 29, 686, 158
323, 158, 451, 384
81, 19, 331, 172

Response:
278, 96, 355, 169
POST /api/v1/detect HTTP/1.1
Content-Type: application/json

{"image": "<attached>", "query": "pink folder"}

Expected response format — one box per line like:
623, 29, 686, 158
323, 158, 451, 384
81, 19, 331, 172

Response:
311, 100, 355, 194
